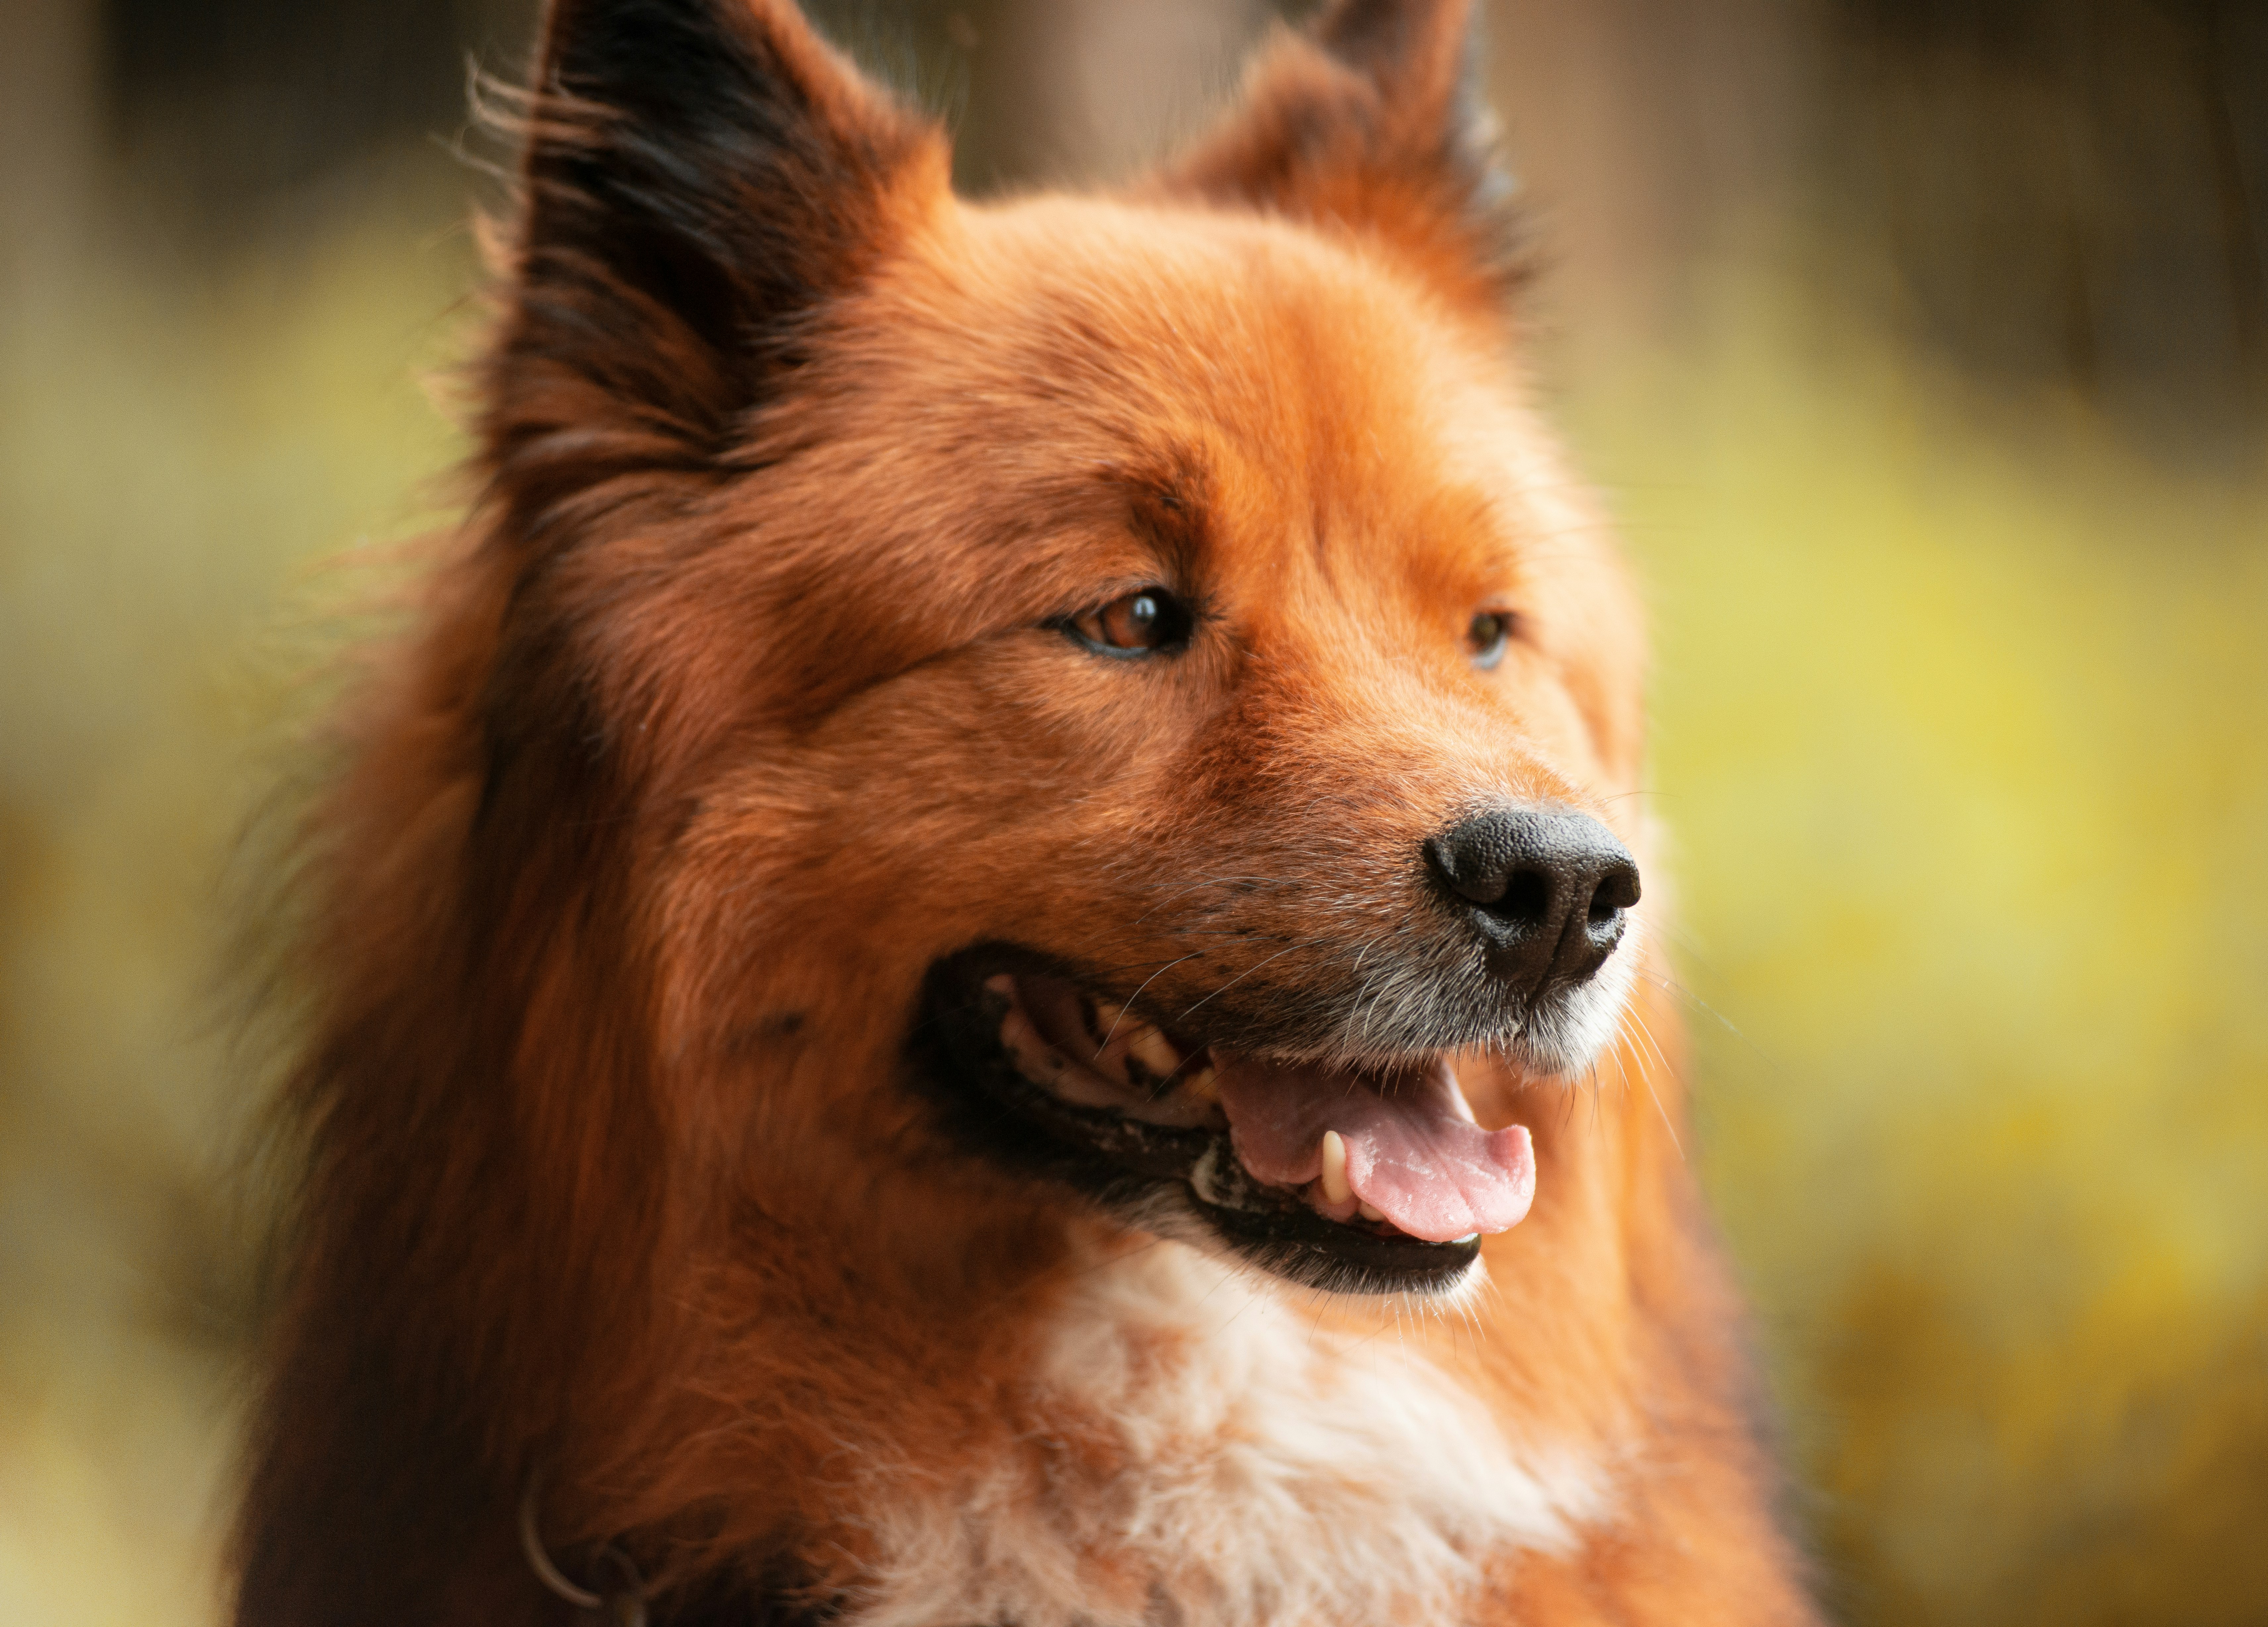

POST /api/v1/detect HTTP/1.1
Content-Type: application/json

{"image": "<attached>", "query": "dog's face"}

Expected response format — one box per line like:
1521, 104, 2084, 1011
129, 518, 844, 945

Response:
489, 0, 1648, 1298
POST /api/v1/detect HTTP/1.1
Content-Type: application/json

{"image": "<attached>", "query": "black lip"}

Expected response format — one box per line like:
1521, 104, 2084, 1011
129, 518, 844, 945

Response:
910, 943, 1484, 1295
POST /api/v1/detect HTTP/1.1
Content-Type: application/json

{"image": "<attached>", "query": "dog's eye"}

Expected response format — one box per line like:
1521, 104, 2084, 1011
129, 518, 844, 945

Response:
1066, 588, 1191, 656
1467, 610, 1516, 669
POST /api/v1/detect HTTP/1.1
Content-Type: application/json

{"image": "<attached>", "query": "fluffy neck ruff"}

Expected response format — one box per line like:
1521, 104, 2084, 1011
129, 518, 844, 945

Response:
828, 1241, 1609, 1627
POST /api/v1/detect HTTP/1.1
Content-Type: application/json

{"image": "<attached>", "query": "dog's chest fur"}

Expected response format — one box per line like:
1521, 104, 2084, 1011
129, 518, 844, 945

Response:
839, 1248, 1609, 1627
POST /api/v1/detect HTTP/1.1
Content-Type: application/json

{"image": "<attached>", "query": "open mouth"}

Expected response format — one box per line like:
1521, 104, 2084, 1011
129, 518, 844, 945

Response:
915, 946, 1535, 1294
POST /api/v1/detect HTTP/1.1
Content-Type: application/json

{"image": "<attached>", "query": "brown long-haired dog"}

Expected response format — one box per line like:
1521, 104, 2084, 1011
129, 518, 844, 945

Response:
233, 1, 1819, 1622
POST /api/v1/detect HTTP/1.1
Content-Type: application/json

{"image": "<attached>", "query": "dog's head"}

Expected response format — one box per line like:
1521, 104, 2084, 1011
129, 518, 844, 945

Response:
474, 0, 1648, 1299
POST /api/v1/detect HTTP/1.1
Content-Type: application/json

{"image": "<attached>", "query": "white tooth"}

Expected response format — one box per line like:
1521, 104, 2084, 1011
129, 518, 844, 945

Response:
1127, 1023, 1180, 1076
1357, 1200, 1386, 1223
1320, 1130, 1351, 1206
1183, 1064, 1219, 1101
999, 1006, 1046, 1061
1189, 1142, 1231, 1206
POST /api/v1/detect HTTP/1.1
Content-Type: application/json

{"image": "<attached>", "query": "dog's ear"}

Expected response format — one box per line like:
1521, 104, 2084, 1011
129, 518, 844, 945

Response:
1153, 0, 1520, 312
483, 0, 945, 517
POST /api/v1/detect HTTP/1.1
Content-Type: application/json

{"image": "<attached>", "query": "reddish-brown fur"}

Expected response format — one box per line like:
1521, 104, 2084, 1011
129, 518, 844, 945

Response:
233, 1, 1820, 1622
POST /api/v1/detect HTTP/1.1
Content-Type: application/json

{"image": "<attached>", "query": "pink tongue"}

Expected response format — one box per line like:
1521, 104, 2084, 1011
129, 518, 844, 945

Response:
1212, 1055, 1535, 1243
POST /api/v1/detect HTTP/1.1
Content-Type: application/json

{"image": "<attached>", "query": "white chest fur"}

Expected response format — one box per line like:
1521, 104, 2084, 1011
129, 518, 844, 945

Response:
839, 1247, 1607, 1627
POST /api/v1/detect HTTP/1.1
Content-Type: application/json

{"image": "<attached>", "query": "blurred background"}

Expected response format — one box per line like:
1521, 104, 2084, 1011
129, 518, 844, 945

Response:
1, 0, 2263, 1622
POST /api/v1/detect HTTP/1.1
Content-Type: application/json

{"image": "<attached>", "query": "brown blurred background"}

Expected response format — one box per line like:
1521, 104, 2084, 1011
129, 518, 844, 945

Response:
2, 2, 2263, 1623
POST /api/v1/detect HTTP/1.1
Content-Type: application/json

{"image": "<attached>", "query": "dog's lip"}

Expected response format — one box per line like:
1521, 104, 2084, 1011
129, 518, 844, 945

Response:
987, 970, 1532, 1245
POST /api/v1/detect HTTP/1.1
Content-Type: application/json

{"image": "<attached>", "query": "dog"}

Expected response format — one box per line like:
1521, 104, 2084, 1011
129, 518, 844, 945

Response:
231, 1, 1819, 1622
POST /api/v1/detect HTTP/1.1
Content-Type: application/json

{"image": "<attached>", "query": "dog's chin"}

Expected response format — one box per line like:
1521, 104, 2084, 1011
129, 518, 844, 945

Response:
912, 943, 1627, 1298
1496, 923, 1645, 1087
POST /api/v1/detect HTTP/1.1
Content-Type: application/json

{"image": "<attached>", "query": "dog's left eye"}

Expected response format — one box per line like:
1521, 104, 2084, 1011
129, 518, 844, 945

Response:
1467, 610, 1516, 669
1065, 588, 1192, 656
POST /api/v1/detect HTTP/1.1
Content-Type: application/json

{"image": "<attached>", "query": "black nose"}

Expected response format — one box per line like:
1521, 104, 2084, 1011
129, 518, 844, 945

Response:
1424, 807, 1641, 991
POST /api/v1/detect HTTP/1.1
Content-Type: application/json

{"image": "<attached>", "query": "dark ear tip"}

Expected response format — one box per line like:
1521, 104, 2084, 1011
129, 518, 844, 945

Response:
1314, 0, 1474, 80
1148, 0, 1523, 315
483, 0, 943, 483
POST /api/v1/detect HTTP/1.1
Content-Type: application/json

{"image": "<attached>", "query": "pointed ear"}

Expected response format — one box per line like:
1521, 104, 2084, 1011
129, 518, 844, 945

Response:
1152, 0, 1521, 312
483, 0, 946, 514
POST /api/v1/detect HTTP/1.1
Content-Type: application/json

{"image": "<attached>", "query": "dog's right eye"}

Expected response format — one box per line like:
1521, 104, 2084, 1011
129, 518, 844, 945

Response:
1063, 588, 1192, 656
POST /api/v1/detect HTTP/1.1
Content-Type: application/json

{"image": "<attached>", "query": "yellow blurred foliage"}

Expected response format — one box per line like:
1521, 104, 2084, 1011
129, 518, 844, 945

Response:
0, 182, 473, 1625
1576, 267, 2268, 1623
0, 185, 2262, 1625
